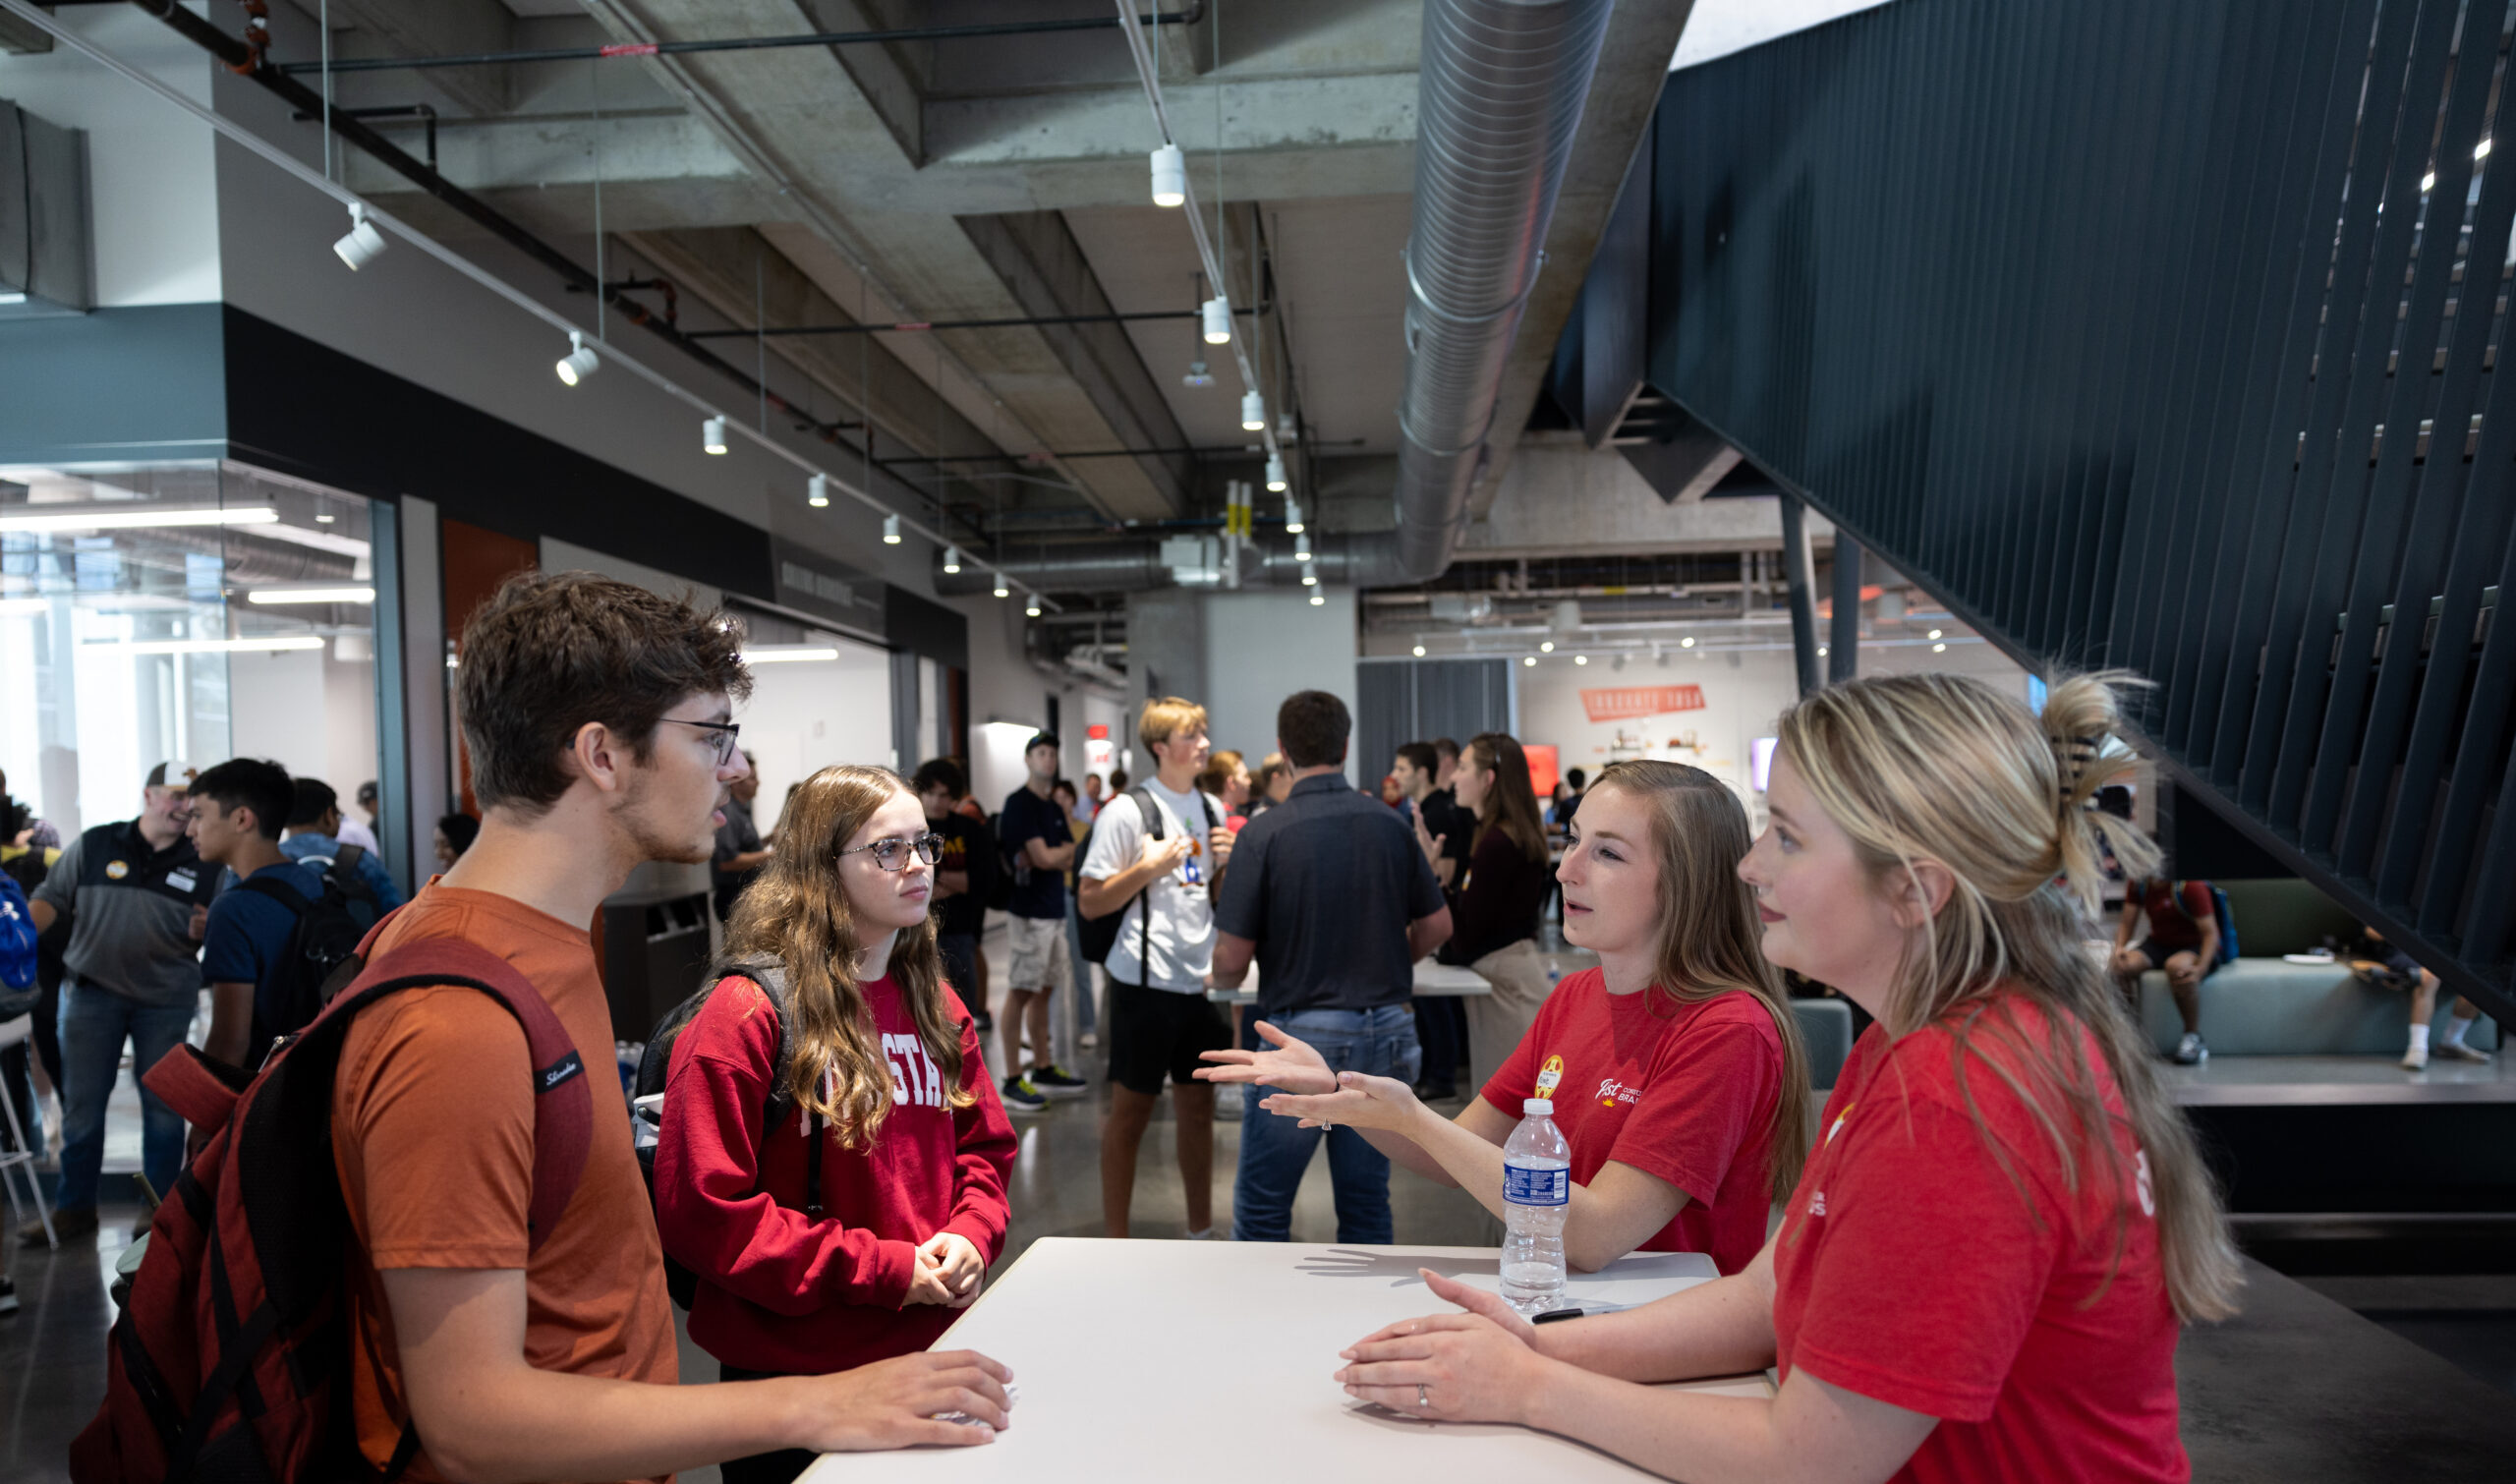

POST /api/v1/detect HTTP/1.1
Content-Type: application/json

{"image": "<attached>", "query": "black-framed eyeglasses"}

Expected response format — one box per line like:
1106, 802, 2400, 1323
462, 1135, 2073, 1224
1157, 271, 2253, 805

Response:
839, 833, 944, 872
661, 716, 742, 766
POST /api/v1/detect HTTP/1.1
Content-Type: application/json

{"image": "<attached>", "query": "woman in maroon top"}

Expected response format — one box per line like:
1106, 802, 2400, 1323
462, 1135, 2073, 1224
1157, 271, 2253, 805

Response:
656, 766, 1016, 1484
1329, 674, 2240, 1483
1203, 760, 1810, 1277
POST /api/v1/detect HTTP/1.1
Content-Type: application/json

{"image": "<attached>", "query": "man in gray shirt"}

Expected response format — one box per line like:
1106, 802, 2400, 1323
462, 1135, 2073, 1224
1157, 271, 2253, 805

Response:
27, 761, 216, 1244
710, 753, 771, 922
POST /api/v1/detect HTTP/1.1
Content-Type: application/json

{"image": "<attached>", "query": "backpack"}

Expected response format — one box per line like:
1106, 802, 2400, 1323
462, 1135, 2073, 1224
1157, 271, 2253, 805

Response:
630, 961, 823, 1311
2169, 880, 2241, 962
71, 927, 592, 1484
0, 872, 36, 1009
1076, 788, 1218, 975
235, 847, 385, 1047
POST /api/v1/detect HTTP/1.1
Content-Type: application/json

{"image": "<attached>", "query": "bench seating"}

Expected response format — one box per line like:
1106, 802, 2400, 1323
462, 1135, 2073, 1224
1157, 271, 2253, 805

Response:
2131, 958, 2503, 1057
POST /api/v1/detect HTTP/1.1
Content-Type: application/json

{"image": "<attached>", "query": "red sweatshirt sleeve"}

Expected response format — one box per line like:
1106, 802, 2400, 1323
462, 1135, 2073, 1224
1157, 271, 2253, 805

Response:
653, 979, 919, 1313
939, 998, 1017, 1261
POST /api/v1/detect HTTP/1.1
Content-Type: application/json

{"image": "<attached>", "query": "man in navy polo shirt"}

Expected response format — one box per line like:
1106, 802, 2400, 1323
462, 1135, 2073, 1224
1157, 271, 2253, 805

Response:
189, 760, 328, 1074
25, 761, 217, 1245
1210, 691, 1451, 1243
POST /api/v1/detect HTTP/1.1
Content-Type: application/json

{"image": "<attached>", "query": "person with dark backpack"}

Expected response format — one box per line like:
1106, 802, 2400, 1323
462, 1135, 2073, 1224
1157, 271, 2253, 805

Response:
650, 765, 1014, 1484
77, 575, 1009, 1484
188, 761, 382, 1072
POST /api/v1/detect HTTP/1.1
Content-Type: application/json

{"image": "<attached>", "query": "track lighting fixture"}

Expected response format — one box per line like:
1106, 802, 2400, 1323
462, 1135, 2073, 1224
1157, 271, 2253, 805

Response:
333, 202, 386, 271
1574, 655, 1589, 666
1412, 644, 1426, 657
1309, 591, 1325, 606
1539, 640, 1555, 654
1680, 636, 1695, 648
1150, 143, 1186, 207
1294, 534, 1312, 562
554, 330, 600, 386
1201, 295, 1232, 345
1523, 656, 1537, 666
1284, 499, 1305, 536
1240, 391, 1266, 431
808, 474, 830, 508
703, 416, 729, 455
1301, 569, 1318, 587
1266, 452, 1288, 493
883, 513, 901, 544
943, 545, 963, 574
993, 575, 1010, 599
1025, 596, 1043, 617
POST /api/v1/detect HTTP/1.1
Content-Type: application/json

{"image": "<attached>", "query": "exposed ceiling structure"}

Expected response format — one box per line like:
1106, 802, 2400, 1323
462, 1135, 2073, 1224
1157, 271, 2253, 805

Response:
215, 0, 1692, 590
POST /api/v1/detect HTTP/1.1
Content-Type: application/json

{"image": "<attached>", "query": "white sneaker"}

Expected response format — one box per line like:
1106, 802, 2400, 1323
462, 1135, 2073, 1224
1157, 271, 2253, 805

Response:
2434, 1041, 2494, 1063
2173, 1033, 2208, 1066
2401, 1043, 2430, 1071
1079, 1031, 1098, 1050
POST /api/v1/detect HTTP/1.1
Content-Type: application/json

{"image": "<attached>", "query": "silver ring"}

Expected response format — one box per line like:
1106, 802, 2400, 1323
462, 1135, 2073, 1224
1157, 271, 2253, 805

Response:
1417, 1384, 1431, 1411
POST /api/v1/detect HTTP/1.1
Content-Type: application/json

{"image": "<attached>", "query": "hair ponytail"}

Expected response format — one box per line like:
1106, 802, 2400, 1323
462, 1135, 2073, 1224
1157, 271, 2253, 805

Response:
2039, 673, 2159, 917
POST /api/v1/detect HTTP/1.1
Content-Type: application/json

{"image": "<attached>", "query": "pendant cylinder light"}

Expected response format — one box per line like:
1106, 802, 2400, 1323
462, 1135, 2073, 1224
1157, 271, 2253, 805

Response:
1201, 295, 1232, 345
1149, 143, 1186, 207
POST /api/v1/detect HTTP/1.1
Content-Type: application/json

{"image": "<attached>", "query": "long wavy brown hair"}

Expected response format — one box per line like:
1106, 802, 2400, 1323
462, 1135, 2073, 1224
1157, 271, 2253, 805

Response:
722, 765, 973, 1148
1463, 731, 1548, 865
1776, 671, 2240, 1322
1591, 760, 1813, 1201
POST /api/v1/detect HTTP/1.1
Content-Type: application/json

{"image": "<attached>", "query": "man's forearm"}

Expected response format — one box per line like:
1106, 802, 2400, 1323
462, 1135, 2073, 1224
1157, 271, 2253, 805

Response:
204, 982, 254, 1068
29, 897, 56, 934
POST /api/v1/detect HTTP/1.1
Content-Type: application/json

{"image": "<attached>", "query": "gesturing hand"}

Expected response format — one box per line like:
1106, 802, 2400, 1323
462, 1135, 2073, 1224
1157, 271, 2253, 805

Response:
918, 1231, 987, 1307
785, 1349, 1014, 1450
1411, 806, 1445, 867
1143, 832, 1193, 876
1260, 1067, 1421, 1133
1196, 1019, 1336, 1095
1334, 1268, 1547, 1424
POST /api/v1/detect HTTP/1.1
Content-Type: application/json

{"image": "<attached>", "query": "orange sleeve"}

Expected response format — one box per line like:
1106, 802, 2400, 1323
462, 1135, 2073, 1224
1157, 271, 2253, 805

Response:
337, 987, 537, 1270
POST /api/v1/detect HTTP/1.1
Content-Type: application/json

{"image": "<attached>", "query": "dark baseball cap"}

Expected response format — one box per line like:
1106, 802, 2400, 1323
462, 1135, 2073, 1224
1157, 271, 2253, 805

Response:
1025, 731, 1060, 754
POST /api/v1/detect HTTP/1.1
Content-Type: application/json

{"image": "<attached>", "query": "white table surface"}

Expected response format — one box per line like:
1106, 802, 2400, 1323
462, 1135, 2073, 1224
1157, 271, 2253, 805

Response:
1207, 957, 1496, 1006
798, 1238, 1761, 1483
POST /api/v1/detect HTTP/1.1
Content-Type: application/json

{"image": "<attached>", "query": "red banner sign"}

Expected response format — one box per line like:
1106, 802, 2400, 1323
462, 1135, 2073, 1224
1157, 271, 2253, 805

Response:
1579, 684, 1707, 723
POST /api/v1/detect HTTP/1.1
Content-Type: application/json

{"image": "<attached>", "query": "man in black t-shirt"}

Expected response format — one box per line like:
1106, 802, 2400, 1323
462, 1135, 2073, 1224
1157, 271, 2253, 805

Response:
915, 759, 997, 1036
997, 734, 1084, 1110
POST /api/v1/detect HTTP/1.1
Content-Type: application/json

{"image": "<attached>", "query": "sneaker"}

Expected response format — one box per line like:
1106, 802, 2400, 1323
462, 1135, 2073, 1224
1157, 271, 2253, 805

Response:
22, 1207, 95, 1248
2173, 1033, 2208, 1066
2434, 1041, 2494, 1063
2402, 1043, 2430, 1071
0, 1276, 15, 1316
1079, 1031, 1099, 1050
1000, 1074, 1047, 1113
1031, 1064, 1089, 1098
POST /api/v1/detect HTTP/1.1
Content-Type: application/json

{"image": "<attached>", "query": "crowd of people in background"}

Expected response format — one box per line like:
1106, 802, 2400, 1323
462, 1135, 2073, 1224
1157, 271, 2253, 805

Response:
1, 569, 2503, 1483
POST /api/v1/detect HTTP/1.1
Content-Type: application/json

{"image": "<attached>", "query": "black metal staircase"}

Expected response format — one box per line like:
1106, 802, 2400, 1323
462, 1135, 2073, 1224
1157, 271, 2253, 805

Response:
1594, 0, 2516, 1018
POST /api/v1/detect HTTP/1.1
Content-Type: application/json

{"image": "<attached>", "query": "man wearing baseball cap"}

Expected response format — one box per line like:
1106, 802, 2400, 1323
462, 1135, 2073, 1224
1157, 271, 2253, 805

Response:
23, 760, 219, 1245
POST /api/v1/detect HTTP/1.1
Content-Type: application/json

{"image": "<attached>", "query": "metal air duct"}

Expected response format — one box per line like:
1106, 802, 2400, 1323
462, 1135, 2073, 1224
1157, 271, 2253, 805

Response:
1394, 0, 1615, 579
933, 533, 1401, 596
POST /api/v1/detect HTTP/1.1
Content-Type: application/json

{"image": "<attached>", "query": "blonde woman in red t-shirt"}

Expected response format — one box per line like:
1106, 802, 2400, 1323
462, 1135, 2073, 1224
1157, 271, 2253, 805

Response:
1201, 760, 1811, 1277
1331, 672, 2241, 1483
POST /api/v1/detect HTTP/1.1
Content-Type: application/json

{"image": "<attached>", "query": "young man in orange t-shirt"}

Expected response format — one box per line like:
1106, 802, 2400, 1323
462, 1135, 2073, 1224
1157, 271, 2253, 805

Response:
334, 573, 1010, 1483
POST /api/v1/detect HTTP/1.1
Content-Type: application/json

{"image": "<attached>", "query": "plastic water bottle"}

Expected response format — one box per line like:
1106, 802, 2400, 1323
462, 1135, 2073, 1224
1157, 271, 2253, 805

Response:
1501, 1097, 1571, 1314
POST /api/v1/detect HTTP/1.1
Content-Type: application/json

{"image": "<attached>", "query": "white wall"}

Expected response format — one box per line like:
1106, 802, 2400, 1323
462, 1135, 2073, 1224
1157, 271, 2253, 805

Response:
225, 643, 379, 803
948, 593, 1129, 802
1200, 588, 1360, 778
0, 6, 222, 305
737, 645, 894, 833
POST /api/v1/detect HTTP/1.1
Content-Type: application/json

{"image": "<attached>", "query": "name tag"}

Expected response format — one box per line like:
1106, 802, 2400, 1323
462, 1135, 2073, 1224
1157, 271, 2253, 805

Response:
164, 869, 198, 894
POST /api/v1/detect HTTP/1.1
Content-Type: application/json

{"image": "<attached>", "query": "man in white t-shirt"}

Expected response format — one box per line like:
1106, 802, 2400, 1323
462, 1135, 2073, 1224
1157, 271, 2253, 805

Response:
1080, 697, 1234, 1238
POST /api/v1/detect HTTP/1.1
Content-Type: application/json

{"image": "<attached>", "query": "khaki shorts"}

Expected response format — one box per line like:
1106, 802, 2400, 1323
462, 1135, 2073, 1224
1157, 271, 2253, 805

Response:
1004, 913, 1073, 993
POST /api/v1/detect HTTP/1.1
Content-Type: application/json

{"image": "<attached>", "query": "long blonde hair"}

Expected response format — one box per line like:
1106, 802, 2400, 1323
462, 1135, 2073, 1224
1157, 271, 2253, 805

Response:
722, 765, 974, 1147
1776, 671, 2241, 1322
1592, 760, 1812, 1202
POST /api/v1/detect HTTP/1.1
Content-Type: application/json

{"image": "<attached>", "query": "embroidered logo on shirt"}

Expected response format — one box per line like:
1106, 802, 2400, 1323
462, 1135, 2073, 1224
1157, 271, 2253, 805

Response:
1535, 1054, 1566, 1096
1807, 1190, 1826, 1218
1596, 1076, 1643, 1110
105, 860, 130, 881
1823, 1103, 1856, 1147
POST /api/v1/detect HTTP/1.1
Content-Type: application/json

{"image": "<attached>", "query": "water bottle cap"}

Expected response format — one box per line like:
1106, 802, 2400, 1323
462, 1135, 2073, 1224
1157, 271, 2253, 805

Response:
1523, 1098, 1553, 1115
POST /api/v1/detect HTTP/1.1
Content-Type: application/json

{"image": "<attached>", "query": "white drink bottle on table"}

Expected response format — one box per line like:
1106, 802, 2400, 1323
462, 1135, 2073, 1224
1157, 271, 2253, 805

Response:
1501, 1097, 1570, 1314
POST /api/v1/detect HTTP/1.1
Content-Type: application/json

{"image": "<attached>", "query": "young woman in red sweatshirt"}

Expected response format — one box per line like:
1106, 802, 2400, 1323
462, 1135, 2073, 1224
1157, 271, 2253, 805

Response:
657, 764, 1017, 1484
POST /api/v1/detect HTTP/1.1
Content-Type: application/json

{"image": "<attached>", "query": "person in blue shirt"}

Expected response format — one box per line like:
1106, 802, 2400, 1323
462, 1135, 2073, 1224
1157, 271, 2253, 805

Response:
279, 777, 404, 909
188, 760, 328, 1072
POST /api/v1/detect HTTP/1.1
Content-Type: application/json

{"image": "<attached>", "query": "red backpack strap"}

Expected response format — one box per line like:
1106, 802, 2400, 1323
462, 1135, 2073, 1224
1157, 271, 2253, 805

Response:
330, 939, 594, 1252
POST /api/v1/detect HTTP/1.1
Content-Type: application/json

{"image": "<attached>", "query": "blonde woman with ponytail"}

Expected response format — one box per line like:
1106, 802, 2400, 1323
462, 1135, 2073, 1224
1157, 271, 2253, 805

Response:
656, 766, 1017, 1484
1328, 673, 2240, 1484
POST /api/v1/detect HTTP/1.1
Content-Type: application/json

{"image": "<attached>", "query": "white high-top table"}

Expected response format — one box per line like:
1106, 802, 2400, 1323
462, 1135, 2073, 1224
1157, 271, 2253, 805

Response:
1206, 957, 1496, 1006
797, 1237, 1765, 1483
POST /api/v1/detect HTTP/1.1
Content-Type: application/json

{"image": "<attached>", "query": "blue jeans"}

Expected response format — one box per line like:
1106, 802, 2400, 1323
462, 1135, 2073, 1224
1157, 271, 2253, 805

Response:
58, 979, 195, 1214
1232, 1004, 1421, 1243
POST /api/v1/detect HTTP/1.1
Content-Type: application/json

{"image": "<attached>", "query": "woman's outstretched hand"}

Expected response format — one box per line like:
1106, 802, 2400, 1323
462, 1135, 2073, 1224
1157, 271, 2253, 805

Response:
1195, 1020, 1337, 1096
1259, 1068, 1422, 1133
1334, 1268, 1548, 1424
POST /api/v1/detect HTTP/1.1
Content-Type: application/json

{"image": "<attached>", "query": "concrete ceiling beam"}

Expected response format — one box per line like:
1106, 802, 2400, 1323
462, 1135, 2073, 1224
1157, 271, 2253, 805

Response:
319, 0, 521, 121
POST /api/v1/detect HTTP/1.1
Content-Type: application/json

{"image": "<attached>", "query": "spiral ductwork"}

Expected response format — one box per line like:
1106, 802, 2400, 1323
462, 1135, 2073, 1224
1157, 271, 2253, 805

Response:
1394, 0, 1615, 578
931, 532, 1409, 596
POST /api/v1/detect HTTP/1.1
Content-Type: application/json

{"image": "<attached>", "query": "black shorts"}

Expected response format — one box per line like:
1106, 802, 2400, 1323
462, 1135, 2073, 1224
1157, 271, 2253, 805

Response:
1107, 980, 1231, 1097
2134, 939, 2225, 977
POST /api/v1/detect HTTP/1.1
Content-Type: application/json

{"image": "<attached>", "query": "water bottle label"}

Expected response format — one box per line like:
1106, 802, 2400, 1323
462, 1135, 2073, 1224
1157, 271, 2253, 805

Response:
1505, 1164, 1568, 1206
